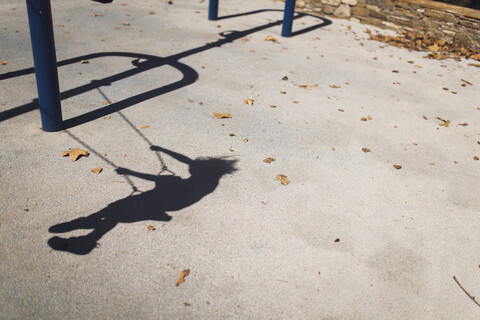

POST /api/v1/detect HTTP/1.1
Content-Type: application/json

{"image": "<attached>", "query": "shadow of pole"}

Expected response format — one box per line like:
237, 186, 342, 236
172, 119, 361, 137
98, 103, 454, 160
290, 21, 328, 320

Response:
0, 11, 331, 128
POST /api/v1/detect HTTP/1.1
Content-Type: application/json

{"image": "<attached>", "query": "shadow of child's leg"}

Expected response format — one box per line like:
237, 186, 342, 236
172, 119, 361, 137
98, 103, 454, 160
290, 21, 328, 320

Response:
48, 219, 117, 255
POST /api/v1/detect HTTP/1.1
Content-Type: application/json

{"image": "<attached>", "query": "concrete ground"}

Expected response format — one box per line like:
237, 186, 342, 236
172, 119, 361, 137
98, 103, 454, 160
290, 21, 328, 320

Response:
1, 0, 480, 318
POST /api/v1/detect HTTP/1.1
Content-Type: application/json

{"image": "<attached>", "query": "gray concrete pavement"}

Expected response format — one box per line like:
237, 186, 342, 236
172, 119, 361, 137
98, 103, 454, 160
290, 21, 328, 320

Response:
1, 0, 480, 318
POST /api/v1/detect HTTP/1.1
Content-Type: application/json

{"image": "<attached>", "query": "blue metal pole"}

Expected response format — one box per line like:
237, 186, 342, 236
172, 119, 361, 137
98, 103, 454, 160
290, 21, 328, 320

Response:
209, 0, 218, 21
281, 0, 296, 37
26, 0, 63, 132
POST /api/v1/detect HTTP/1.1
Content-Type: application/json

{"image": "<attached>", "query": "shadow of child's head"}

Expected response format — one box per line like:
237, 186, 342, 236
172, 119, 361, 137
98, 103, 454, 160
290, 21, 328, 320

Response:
189, 156, 238, 178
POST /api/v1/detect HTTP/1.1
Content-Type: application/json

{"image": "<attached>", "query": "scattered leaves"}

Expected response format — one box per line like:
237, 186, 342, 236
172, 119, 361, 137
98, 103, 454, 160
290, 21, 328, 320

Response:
365, 29, 480, 62
61, 148, 89, 162
244, 99, 254, 106
264, 36, 278, 42
393, 165, 402, 170
276, 174, 290, 185
362, 148, 371, 153
263, 157, 276, 163
147, 225, 156, 230
140, 125, 150, 129
91, 166, 102, 174
213, 112, 232, 119
176, 269, 190, 287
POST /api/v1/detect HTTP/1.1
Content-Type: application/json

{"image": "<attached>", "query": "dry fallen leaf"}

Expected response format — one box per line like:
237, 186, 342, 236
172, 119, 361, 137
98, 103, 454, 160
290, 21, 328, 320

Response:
91, 166, 102, 174
458, 123, 469, 126
61, 148, 89, 162
187, 99, 194, 102
360, 117, 367, 121
299, 84, 318, 90
176, 269, 190, 287
332, 147, 336, 151
123, 22, 130, 26
264, 36, 278, 42
269, 105, 277, 108
241, 38, 249, 42
412, 142, 418, 146
104, 116, 110, 119
0, 61, 7, 65
474, 156, 479, 161
242, 138, 248, 142
362, 148, 371, 153
393, 165, 402, 170
334, 238, 340, 243
140, 125, 150, 129
244, 99, 254, 106
276, 174, 290, 185
329, 85, 341, 89
102, 101, 110, 105
213, 112, 232, 119
280, 91, 286, 94
263, 157, 276, 163
367, 115, 372, 120
80, 60, 89, 64
422, 115, 428, 120
249, 49, 255, 53
149, 11, 155, 14
147, 225, 156, 230
229, 133, 236, 136
338, 109, 344, 112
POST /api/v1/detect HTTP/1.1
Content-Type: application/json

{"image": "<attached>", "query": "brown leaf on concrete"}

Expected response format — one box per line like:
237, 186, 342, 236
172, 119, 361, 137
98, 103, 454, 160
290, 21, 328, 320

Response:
242, 138, 248, 142
360, 117, 367, 121
61, 148, 89, 162
276, 174, 290, 185
362, 148, 371, 153
269, 105, 277, 108
299, 84, 318, 90
334, 238, 340, 242
332, 147, 336, 151
104, 116, 110, 119
264, 36, 278, 42
176, 269, 190, 287
140, 125, 150, 129
422, 115, 428, 120
263, 157, 276, 163
213, 112, 232, 119
367, 115, 372, 120
474, 156, 479, 161
147, 225, 156, 230
244, 99, 254, 106
0, 61, 7, 65
80, 60, 89, 64
338, 109, 344, 112
329, 85, 341, 89
229, 133, 236, 136
241, 38, 249, 42
280, 91, 286, 94
459, 123, 469, 126
91, 166, 102, 174
393, 165, 402, 169
461, 79, 473, 86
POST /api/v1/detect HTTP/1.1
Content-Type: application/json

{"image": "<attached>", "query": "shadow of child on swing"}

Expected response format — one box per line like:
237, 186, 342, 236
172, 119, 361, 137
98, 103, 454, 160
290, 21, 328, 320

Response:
48, 145, 238, 255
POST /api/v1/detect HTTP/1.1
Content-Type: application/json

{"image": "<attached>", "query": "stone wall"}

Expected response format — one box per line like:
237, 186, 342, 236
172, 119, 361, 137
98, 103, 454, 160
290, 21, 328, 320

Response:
294, 0, 480, 50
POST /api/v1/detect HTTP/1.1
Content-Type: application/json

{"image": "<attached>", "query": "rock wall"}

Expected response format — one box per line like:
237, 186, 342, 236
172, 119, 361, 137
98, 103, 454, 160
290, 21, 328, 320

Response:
294, 0, 480, 50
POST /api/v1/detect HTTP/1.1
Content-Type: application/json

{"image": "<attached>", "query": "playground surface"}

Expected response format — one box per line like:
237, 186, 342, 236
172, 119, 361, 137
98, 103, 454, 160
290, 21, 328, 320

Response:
1, 0, 480, 318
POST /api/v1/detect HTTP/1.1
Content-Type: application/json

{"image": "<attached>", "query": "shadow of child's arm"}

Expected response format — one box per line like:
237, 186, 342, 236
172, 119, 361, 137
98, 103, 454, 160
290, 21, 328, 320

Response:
151, 146, 193, 165
116, 167, 158, 181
